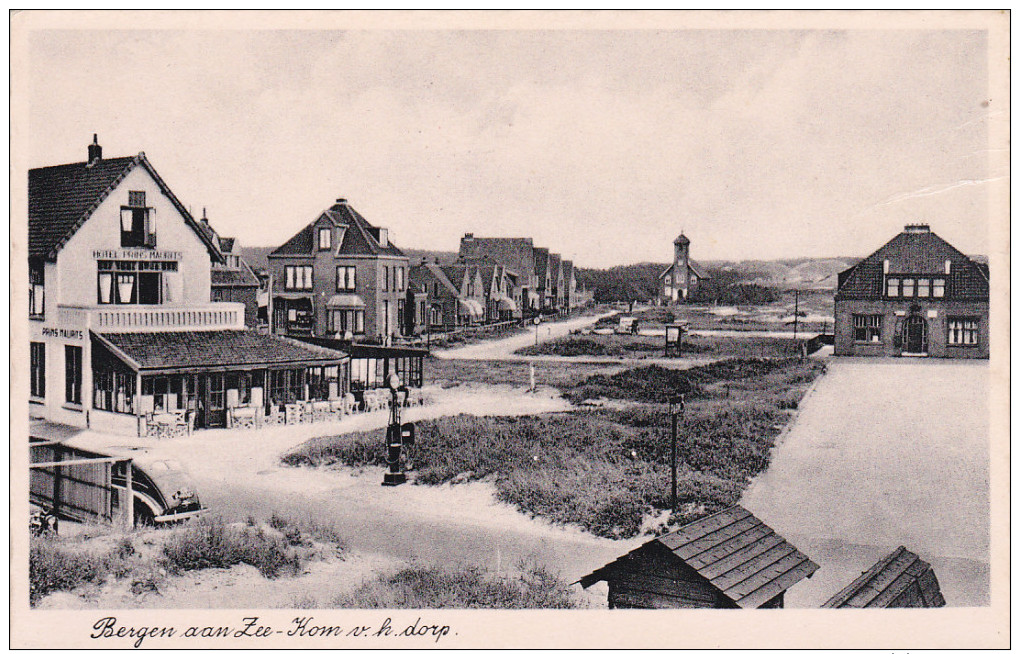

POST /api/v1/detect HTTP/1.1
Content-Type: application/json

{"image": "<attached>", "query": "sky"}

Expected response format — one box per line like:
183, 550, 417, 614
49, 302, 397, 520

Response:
27, 28, 996, 268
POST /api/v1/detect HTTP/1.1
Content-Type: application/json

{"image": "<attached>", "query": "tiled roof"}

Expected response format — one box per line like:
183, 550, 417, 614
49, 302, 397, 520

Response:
408, 262, 460, 299
580, 505, 818, 608
211, 260, 260, 287
95, 330, 347, 372
271, 200, 405, 258
534, 247, 550, 277
458, 236, 535, 283
658, 261, 711, 280
29, 153, 222, 262
822, 546, 946, 608
836, 228, 989, 301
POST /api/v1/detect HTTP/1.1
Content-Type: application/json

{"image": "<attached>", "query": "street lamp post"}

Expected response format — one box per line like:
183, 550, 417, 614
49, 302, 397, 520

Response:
382, 373, 415, 486
668, 393, 685, 512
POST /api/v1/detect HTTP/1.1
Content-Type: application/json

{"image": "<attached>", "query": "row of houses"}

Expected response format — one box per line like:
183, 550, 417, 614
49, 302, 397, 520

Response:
260, 202, 594, 343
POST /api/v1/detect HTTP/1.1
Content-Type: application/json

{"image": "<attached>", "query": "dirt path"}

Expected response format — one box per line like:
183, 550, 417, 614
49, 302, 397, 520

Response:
432, 311, 615, 360
740, 357, 990, 607
64, 383, 634, 608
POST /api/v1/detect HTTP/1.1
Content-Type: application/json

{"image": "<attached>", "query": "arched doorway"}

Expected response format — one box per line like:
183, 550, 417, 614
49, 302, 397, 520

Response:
903, 314, 928, 354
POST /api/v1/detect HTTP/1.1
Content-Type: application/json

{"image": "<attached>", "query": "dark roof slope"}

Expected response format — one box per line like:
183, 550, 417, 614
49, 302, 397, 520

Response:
836, 227, 988, 301
271, 200, 405, 258
29, 153, 222, 262
580, 505, 818, 608
822, 546, 946, 608
211, 259, 260, 288
458, 236, 535, 282
95, 330, 347, 373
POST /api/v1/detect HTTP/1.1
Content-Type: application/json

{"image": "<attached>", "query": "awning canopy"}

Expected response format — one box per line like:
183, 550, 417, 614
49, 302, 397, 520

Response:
498, 297, 518, 312
458, 298, 484, 318
327, 294, 367, 308
93, 329, 349, 375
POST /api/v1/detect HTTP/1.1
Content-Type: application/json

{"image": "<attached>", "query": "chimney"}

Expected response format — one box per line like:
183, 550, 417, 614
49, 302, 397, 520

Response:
464, 233, 474, 240
86, 134, 102, 167
904, 223, 931, 233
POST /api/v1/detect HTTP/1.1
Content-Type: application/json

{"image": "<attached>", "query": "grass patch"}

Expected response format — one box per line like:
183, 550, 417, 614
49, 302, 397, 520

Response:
160, 517, 302, 578
283, 358, 825, 539
427, 356, 624, 388
332, 562, 577, 609
516, 334, 664, 357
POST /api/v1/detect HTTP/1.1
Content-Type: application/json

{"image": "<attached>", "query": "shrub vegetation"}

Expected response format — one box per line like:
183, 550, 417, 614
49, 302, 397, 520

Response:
332, 562, 577, 609
283, 358, 825, 539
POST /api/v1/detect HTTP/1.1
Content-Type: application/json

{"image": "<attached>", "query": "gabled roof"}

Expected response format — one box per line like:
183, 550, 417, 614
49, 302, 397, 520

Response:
270, 200, 406, 258
836, 226, 988, 301
29, 153, 223, 262
659, 260, 710, 280
822, 546, 946, 608
458, 236, 536, 282
94, 330, 347, 373
409, 262, 461, 298
211, 258, 260, 288
580, 505, 818, 608
534, 247, 550, 277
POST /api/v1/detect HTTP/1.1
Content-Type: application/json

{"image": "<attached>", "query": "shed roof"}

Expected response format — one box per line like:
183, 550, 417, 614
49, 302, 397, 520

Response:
580, 505, 818, 608
95, 330, 347, 373
822, 546, 946, 608
29, 152, 223, 262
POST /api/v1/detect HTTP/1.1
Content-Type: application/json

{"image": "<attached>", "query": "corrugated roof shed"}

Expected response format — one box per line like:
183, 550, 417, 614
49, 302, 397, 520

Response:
822, 546, 946, 608
95, 330, 347, 372
580, 505, 819, 608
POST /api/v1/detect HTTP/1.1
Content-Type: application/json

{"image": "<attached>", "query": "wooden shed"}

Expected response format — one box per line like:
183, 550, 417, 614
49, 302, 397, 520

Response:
579, 505, 819, 609
822, 546, 946, 608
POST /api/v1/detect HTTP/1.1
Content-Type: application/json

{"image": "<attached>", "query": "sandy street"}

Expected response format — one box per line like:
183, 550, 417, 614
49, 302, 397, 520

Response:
741, 357, 990, 607
432, 311, 615, 360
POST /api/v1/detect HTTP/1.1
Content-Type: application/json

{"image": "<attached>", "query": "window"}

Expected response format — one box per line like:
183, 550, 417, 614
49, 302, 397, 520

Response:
284, 265, 313, 290
336, 266, 356, 292
396, 267, 405, 292
852, 314, 883, 343
29, 261, 44, 318
917, 278, 931, 298
65, 345, 82, 405
142, 375, 183, 413
97, 260, 176, 305
948, 317, 979, 346
886, 277, 899, 297
30, 342, 45, 399
430, 304, 443, 326
120, 191, 155, 247
307, 367, 330, 401
382, 300, 390, 334
397, 299, 406, 332
318, 228, 332, 251
382, 266, 389, 291
329, 308, 365, 335
94, 369, 135, 414
933, 278, 946, 298
269, 369, 305, 405
901, 278, 915, 297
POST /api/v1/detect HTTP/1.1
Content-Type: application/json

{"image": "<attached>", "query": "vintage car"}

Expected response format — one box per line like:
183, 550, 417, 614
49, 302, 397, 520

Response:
30, 436, 206, 527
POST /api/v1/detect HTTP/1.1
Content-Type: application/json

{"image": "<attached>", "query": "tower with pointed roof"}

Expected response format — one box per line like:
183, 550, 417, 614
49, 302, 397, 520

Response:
659, 232, 706, 304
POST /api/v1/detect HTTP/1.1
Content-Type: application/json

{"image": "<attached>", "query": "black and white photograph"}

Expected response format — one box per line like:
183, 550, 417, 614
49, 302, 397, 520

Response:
9, 9, 1009, 649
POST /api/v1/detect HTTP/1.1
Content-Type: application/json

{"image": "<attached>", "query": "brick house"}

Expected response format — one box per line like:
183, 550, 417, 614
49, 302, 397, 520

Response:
458, 234, 539, 315
834, 224, 989, 358
561, 259, 576, 313
198, 211, 261, 328
548, 252, 565, 313
408, 260, 462, 332
269, 198, 409, 342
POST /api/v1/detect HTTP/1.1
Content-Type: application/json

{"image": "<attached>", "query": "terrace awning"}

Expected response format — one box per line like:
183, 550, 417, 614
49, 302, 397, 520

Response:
326, 294, 366, 308
498, 297, 518, 312
458, 299, 484, 318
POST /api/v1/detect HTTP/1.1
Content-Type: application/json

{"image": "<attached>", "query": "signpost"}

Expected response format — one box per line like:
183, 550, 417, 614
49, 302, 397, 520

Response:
665, 324, 683, 358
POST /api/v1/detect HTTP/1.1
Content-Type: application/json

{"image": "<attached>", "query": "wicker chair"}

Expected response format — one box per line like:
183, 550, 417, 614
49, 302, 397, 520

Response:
265, 405, 286, 426
284, 403, 304, 425
229, 406, 258, 430
310, 400, 331, 423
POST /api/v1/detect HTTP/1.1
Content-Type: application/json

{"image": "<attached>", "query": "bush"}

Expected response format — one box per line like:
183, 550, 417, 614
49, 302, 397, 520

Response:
29, 538, 107, 605
160, 518, 300, 578
332, 562, 577, 609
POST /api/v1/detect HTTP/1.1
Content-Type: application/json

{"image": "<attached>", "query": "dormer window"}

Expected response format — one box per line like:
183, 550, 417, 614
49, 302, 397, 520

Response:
318, 228, 332, 251
121, 190, 155, 248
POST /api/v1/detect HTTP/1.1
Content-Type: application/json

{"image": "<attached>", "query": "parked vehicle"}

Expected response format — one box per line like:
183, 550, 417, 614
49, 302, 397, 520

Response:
30, 437, 206, 527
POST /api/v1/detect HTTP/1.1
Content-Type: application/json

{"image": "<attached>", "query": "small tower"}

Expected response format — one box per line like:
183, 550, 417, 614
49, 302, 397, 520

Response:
674, 232, 691, 300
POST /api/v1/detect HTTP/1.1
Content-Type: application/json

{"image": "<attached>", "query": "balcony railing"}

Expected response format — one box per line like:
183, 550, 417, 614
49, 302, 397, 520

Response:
56, 303, 245, 334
